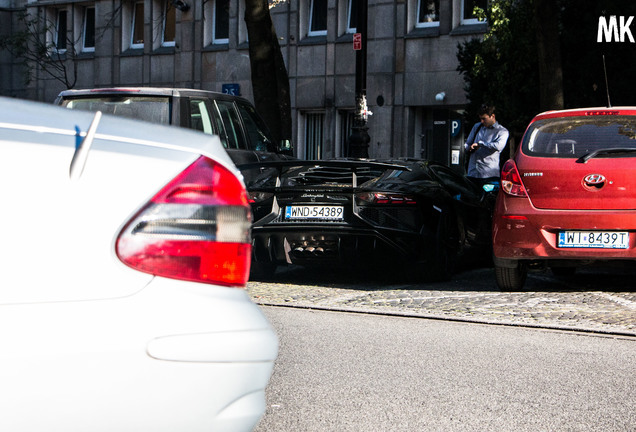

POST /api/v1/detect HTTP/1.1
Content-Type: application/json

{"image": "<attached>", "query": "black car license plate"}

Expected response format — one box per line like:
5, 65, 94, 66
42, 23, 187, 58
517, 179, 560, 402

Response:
284, 205, 344, 220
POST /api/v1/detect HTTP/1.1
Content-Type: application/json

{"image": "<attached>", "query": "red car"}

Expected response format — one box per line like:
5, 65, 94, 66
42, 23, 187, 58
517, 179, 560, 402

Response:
492, 107, 636, 290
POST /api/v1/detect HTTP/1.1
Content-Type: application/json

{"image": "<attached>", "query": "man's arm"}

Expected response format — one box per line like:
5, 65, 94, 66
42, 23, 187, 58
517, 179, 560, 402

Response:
481, 126, 509, 152
464, 123, 480, 152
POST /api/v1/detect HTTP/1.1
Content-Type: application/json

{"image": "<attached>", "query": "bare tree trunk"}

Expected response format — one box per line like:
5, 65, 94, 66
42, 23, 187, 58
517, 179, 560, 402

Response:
533, 0, 564, 111
244, 0, 292, 146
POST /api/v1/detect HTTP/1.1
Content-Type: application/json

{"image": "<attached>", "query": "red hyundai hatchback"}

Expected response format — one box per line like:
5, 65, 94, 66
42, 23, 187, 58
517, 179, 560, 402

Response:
492, 107, 636, 290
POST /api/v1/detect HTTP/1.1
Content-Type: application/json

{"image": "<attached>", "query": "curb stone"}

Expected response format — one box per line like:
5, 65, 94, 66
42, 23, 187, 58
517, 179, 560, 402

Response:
247, 266, 636, 337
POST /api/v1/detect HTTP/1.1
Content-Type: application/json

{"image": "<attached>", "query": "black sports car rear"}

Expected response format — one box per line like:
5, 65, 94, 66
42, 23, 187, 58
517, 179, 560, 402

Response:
240, 158, 495, 281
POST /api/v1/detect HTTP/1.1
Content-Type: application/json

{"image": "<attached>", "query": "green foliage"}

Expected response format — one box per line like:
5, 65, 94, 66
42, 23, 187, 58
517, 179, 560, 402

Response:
457, 0, 539, 139
457, 0, 636, 139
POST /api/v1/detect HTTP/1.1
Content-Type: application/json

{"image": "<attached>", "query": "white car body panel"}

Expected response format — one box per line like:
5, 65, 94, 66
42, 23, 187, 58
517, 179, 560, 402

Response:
0, 97, 277, 431
0, 280, 277, 431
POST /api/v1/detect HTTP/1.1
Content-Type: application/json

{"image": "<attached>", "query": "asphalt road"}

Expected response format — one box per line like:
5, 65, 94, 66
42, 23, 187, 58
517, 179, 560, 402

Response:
247, 263, 636, 337
255, 307, 636, 432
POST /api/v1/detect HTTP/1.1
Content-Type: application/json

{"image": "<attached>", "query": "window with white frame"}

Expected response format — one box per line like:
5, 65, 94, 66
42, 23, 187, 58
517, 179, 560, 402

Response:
305, 113, 324, 159
82, 6, 96, 52
417, 0, 439, 27
238, 0, 248, 45
308, 0, 327, 37
46, 7, 68, 54
346, 0, 357, 33
203, 0, 229, 46
461, 0, 487, 25
213, 0, 229, 44
53, 9, 68, 53
337, 0, 356, 36
161, 0, 175, 47
130, 1, 144, 48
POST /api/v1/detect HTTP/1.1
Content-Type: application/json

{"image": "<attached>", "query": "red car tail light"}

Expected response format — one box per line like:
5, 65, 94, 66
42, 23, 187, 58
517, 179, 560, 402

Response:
500, 160, 528, 197
116, 156, 252, 287
356, 192, 417, 205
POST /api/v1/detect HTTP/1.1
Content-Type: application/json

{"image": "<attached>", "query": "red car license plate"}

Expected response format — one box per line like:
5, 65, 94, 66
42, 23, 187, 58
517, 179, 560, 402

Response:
557, 231, 629, 249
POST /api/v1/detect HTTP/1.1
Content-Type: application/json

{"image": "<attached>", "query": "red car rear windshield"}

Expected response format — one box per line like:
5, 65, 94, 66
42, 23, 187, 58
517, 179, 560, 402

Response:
61, 96, 171, 125
522, 115, 636, 158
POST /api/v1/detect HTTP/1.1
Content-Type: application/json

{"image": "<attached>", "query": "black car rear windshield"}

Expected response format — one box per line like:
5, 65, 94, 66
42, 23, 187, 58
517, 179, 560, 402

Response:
61, 96, 171, 124
522, 115, 636, 158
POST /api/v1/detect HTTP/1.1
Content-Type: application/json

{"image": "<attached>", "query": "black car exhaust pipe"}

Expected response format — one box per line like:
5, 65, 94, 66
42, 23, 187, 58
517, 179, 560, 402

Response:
292, 245, 330, 257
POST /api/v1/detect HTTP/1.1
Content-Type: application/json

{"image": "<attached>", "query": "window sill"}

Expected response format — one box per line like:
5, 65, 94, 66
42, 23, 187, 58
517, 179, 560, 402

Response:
203, 43, 229, 52
405, 26, 441, 39
120, 48, 144, 57
76, 51, 95, 60
336, 33, 354, 43
450, 23, 488, 36
49, 51, 67, 61
299, 35, 327, 46
154, 45, 176, 55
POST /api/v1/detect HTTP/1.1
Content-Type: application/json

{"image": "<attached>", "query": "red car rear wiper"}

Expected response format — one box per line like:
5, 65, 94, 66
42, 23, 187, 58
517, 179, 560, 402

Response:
576, 147, 636, 163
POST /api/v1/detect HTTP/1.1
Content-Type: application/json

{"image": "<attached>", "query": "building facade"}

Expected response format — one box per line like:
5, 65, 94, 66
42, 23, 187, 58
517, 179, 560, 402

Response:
0, 0, 487, 163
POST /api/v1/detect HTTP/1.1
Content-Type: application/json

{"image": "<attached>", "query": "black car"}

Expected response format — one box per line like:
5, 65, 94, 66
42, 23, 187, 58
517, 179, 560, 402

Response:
55, 87, 293, 168
241, 158, 496, 281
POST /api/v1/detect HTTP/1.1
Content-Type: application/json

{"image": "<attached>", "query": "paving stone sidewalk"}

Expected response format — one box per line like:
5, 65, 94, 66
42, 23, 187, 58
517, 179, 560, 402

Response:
247, 266, 636, 337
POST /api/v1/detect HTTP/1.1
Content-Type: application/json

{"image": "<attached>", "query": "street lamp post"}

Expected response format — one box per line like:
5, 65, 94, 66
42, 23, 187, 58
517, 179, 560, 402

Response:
347, 0, 370, 159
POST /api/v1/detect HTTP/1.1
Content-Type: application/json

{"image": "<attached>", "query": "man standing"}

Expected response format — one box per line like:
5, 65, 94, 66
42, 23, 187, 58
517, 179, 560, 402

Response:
464, 104, 509, 184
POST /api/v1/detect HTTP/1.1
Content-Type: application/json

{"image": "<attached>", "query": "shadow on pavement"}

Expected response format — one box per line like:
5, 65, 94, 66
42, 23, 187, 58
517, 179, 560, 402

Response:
251, 261, 636, 293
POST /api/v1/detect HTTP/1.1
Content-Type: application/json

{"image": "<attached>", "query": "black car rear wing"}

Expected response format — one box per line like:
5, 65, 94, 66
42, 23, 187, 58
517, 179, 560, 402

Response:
237, 159, 412, 188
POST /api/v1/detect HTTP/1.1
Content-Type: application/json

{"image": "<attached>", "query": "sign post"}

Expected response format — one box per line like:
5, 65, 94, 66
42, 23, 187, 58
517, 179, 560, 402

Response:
353, 33, 362, 51
347, 1, 370, 158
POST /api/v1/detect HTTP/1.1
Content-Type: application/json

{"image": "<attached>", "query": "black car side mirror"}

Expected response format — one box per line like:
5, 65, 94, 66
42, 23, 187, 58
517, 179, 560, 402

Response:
278, 139, 293, 156
480, 181, 499, 204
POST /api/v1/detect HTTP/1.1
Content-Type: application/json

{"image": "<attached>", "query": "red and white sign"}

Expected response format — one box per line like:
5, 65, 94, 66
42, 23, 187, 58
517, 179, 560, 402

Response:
353, 33, 362, 50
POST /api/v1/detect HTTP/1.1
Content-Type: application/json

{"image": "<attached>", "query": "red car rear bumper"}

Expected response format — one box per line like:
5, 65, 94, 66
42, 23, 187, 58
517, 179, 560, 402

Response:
492, 195, 636, 260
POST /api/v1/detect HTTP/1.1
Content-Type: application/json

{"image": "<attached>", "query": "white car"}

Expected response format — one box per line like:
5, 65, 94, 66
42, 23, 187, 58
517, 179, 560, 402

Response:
0, 97, 277, 431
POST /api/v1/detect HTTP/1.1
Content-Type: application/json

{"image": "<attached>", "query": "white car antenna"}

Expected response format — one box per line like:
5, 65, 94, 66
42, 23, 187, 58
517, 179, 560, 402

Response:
69, 111, 102, 181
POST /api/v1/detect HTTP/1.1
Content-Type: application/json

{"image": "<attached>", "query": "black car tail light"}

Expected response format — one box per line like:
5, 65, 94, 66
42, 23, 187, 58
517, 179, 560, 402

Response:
501, 160, 528, 197
356, 192, 417, 205
116, 156, 252, 287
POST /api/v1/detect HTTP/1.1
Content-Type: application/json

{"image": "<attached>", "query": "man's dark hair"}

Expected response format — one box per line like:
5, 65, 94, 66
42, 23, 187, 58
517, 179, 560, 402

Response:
479, 104, 496, 116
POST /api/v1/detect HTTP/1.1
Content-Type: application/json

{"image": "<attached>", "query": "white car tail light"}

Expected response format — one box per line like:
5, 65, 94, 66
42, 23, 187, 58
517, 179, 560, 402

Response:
116, 156, 252, 287
500, 160, 528, 197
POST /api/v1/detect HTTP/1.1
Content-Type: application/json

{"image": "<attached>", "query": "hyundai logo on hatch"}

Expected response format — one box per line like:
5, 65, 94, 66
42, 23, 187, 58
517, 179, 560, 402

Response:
584, 174, 606, 185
